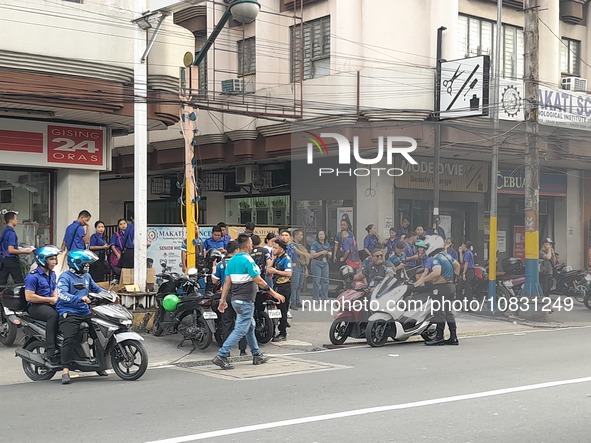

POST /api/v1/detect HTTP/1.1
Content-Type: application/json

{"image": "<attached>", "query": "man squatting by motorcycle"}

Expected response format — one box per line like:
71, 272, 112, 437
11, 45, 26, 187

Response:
212, 234, 285, 370
414, 239, 461, 346
57, 250, 108, 384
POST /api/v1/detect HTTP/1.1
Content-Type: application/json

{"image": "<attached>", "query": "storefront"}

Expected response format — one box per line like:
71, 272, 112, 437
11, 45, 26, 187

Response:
393, 156, 489, 256
495, 168, 568, 262
0, 118, 109, 248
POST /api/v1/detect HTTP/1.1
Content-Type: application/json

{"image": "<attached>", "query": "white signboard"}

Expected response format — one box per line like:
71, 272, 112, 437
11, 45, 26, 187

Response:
498, 80, 524, 121
439, 56, 490, 119
497, 230, 507, 253
146, 226, 213, 274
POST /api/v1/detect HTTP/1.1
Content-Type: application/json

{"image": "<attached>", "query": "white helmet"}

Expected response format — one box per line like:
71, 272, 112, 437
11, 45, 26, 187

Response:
340, 265, 355, 280
425, 235, 445, 257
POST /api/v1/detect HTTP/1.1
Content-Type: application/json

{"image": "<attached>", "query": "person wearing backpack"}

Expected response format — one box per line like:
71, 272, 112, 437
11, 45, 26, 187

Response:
0, 211, 34, 285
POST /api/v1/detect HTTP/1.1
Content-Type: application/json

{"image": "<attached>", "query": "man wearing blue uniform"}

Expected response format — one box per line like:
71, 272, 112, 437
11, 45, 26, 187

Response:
203, 226, 227, 255
267, 238, 292, 341
24, 245, 61, 364
404, 232, 419, 268
211, 241, 246, 356
213, 234, 284, 370
61, 210, 91, 252
57, 250, 108, 384
388, 242, 407, 277
415, 237, 460, 346
0, 211, 34, 285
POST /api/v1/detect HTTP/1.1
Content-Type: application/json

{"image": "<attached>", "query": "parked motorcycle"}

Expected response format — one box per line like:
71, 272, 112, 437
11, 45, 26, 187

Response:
152, 268, 217, 350
365, 276, 437, 347
329, 280, 370, 345
8, 286, 148, 381
552, 264, 587, 303
0, 286, 20, 346
254, 291, 281, 344
582, 272, 591, 310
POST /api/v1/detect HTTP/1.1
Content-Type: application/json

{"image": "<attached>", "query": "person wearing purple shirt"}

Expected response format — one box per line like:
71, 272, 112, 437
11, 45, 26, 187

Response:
203, 226, 228, 254
119, 216, 135, 269
88, 220, 110, 282
444, 237, 458, 262
403, 232, 419, 267
362, 224, 380, 259
61, 210, 91, 252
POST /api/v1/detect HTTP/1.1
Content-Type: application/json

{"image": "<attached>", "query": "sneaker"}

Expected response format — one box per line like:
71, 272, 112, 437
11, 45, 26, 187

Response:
46, 351, 60, 366
212, 355, 234, 370
444, 338, 459, 346
239, 350, 247, 356
61, 373, 71, 385
96, 370, 109, 376
253, 353, 269, 365
286, 322, 291, 328
287, 311, 293, 319
272, 334, 287, 342
425, 338, 445, 346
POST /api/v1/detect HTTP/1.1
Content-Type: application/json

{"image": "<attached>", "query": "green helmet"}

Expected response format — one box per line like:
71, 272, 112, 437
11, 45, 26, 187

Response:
162, 294, 180, 312
416, 240, 429, 249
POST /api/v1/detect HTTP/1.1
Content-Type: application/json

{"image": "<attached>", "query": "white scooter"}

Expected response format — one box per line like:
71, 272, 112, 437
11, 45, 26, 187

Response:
365, 275, 437, 347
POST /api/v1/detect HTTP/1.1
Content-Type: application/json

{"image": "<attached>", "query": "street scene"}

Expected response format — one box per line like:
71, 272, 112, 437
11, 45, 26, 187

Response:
2, 0, 591, 441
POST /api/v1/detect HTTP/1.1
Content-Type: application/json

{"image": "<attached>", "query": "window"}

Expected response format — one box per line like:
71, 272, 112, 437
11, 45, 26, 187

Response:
458, 15, 524, 80
561, 38, 581, 76
290, 15, 330, 81
195, 32, 208, 95
237, 37, 256, 76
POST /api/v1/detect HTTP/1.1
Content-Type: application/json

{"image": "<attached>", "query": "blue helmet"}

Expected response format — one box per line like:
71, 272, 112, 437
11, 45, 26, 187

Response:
34, 245, 61, 267
67, 250, 99, 274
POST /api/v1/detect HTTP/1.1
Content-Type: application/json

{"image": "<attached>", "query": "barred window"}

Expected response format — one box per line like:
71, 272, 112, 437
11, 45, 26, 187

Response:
560, 38, 581, 76
238, 37, 256, 76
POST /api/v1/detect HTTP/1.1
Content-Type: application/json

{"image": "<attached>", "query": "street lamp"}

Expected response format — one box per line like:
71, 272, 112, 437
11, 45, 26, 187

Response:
182, 0, 261, 270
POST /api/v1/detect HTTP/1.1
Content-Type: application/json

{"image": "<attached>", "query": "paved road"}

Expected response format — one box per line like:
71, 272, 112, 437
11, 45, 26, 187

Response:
1, 324, 590, 442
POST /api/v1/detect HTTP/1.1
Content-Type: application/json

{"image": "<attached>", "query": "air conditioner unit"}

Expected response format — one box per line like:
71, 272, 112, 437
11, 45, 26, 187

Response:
235, 165, 254, 185
221, 78, 243, 94
562, 76, 587, 92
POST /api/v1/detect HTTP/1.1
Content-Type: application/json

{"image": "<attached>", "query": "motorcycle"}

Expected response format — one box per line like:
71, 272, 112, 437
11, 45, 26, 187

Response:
0, 286, 20, 346
254, 291, 281, 344
582, 272, 591, 310
152, 268, 218, 350
552, 264, 587, 303
328, 280, 370, 345
365, 275, 437, 347
9, 286, 148, 381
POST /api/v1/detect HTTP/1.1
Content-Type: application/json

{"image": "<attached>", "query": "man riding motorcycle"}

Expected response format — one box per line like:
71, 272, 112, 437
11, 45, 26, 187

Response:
24, 245, 62, 365
56, 250, 108, 384
354, 247, 395, 287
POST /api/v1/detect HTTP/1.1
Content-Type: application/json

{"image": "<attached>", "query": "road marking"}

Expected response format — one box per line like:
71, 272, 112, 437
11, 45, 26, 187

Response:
146, 375, 591, 443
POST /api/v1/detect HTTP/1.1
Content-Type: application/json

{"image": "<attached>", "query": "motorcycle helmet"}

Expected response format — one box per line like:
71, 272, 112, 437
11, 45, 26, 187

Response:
425, 235, 445, 257
67, 250, 99, 274
415, 239, 429, 250
340, 265, 355, 281
162, 294, 180, 312
206, 248, 224, 262
34, 245, 61, 267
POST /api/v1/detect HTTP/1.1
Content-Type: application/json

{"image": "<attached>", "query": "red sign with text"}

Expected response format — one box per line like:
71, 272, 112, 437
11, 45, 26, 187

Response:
47, 125, 104, 166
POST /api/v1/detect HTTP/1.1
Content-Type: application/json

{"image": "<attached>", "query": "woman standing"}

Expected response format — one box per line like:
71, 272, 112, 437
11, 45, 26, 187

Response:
89, 220, 110, 282
310, 230, 331, 301
333, 218, 354, 263
109, 218, 127, 282
362, 224, 380, 261
263, 232, 276, 287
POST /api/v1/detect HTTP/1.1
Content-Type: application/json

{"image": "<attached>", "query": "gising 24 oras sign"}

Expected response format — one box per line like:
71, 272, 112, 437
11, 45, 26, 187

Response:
0, 118, 108, 170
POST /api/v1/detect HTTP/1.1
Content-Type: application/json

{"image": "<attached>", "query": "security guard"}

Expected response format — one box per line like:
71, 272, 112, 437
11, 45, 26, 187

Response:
414, 236, 460, 346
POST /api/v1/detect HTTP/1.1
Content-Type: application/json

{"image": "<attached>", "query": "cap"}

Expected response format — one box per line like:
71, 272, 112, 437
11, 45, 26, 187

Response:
544, 238, 554, 244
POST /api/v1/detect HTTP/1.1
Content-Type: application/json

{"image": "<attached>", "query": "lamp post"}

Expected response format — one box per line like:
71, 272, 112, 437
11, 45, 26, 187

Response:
182, 0, 261, 270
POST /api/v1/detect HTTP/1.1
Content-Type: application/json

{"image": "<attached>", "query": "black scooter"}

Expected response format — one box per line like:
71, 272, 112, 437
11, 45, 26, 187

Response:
152, 269, 218, 350
9, 286, 148, 381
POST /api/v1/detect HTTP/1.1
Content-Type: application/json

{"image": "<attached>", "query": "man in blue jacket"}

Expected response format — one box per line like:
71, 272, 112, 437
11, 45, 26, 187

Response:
57, 250, 107, 384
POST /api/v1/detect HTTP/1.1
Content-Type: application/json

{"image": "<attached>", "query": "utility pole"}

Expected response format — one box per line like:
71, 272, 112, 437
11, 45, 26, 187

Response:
487, 0, 503, 313
433, 26, 446, 232
522, 0, 542, 298
181, 104, 198, 269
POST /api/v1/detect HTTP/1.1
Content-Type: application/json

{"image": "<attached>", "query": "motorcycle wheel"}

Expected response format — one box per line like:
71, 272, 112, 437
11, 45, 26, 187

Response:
0, 313, 17, 346
152, 321, 164, 337
573, 285, 587, 304
584, 291, 591, 311
21, 340, 57, 381
214, 329, 224, 347
111, 339, 148, 381
179, 314, 212, 350
495, 287, 511, 313
420, 324, 438, 342
255, 311, 274, 344
366, 320, 389, 347
329, 320, 350, 345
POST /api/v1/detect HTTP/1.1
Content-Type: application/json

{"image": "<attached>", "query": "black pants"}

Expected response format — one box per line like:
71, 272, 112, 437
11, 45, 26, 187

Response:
458, 269, 475, 301
59, 314, 91, 368
275, 283, 291, 336
221, 294, 246, 352
119, 248, 134, 269
28, 304, 58, 353
540, 273, 552, 297
0, 257, 23, 285
432, 283, 457, 340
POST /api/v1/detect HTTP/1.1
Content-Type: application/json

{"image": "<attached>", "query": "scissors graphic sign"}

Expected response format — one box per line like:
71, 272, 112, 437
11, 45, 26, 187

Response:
442, 66, 464, 95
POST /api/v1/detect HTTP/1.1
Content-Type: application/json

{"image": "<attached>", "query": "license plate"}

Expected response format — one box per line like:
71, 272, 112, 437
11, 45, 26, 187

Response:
202, 311, 218, 320
267, 309, 282, 319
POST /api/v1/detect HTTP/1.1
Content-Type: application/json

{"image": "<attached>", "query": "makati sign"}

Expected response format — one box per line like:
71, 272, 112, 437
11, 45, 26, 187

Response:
306, 132, 418, 177
499, 82, 591, 131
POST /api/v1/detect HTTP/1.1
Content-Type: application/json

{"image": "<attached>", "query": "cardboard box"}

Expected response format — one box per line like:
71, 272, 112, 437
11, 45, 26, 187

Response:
121, 268, 134, 285
146, 268, 156, 284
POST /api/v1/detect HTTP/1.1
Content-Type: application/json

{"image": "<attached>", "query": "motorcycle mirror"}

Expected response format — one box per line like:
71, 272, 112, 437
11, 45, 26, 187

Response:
74, 283, 86, 290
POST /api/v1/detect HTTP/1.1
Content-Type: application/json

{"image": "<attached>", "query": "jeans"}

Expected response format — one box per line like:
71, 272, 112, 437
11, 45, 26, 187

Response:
217, 300, 260, 358
311, 260, 329, 301
221, 294, 246, 352
291, 266, 305, 307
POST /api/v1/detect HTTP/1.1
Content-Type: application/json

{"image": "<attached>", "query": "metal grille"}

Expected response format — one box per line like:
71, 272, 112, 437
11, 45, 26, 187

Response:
150, 176, 171, 196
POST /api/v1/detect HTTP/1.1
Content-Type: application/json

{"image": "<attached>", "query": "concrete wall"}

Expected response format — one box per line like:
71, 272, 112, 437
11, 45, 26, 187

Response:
554, 170, 583, 268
